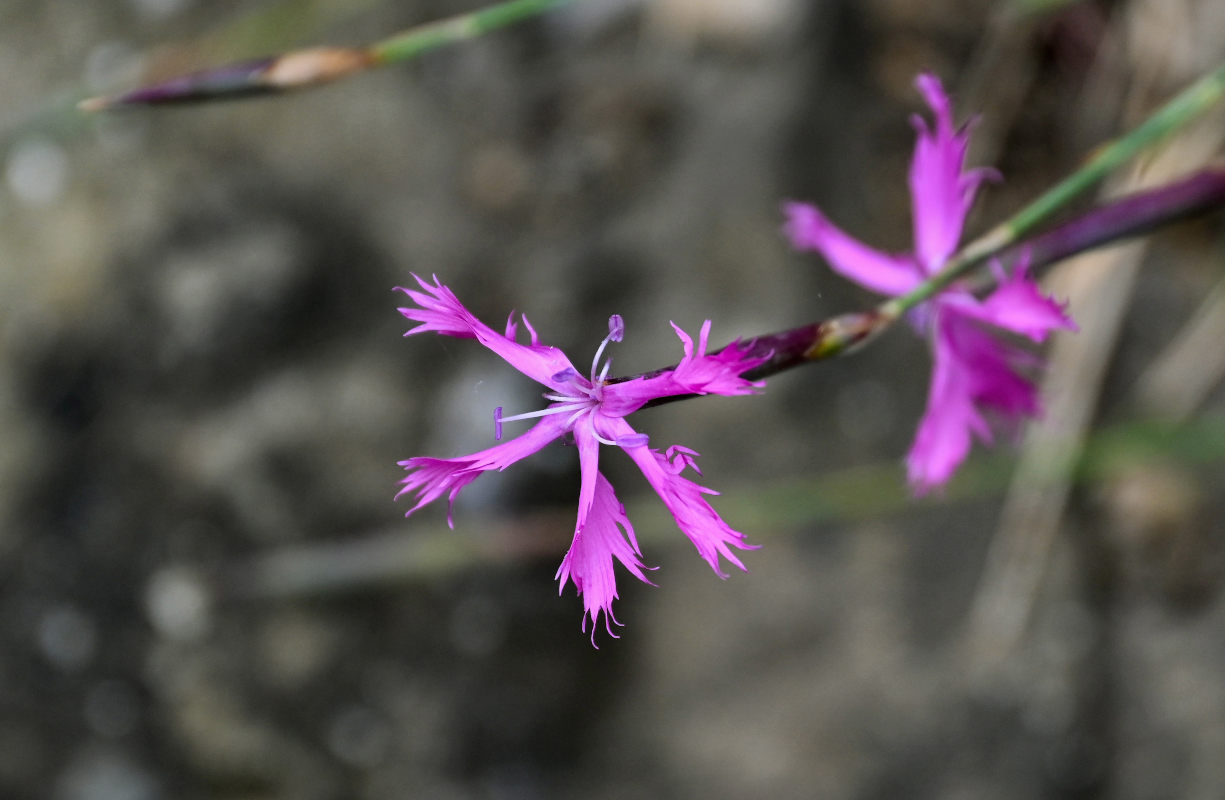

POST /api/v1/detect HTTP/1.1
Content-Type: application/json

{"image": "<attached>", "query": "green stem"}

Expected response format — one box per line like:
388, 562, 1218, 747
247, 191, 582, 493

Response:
370, 0, 579, 64
880, 60, 1225, 320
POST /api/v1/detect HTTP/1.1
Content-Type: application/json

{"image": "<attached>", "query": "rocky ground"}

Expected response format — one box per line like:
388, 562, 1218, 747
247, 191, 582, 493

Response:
2, 0, 1225, 798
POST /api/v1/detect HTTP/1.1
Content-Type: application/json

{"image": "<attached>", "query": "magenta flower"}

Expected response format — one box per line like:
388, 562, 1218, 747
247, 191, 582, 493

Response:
784, 73, 1076, 491
395, 275, 766, 643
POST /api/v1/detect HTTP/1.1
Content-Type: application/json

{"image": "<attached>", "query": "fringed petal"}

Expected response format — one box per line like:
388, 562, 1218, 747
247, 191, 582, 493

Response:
611, 419, 758, 577
395, 416, 568, 522
395, 274, 579, 392
555, 472, 655, 647
908, 73, 1000, 273
906, 306, 1045, 492
946, 256, 1077, 342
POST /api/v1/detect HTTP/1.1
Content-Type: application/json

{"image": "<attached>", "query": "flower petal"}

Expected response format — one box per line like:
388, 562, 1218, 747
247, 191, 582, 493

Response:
396, 415, 568, 524
946, 257, 1077, 342
906, 313, 988, 492
572, 420, 602, 531
783, 202, 921, 296
908, 74, 999, 273
948, 312, 1042, 420
667, 320, 769, 395
555, 471, 654, 647
610, 419, 757, 576
906, 308, 1042, 492
395, 274, 579, 391
602, 321, 768, 415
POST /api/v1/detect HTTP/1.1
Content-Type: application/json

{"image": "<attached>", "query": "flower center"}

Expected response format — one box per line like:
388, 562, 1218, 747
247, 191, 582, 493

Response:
494, 315, 646, 448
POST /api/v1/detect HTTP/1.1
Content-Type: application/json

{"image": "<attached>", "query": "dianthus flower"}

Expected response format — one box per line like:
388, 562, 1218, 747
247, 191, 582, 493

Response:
784, 73, 1076, 491
395, 275, 767, 643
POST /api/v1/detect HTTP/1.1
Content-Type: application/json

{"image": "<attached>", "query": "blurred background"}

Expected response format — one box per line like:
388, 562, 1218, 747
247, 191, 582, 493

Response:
2, 0, 1225, 797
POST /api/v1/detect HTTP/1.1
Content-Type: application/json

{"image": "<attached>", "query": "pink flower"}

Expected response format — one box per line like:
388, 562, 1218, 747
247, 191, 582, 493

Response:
784, 73, 1076, 492
395, 275, 766, 643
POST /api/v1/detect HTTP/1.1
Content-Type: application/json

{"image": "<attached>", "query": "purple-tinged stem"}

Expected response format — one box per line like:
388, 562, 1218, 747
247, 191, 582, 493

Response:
1008, 168, 1225, 270
630, 312, 884, 409
737, 311, 886, 380
81, 57, 278, 109
78, 49, 372, 111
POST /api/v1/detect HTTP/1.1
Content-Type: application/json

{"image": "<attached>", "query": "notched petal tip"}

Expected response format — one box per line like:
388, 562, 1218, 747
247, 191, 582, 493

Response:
913, 72, 953, 122
520, 314, 540, 346
780, 201, 825, 250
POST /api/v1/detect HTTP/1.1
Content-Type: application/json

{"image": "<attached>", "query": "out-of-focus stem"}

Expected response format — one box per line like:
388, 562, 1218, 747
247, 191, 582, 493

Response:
370, 0, 577, 64
1008, 167, 1225, 272
80, 0, 579, 110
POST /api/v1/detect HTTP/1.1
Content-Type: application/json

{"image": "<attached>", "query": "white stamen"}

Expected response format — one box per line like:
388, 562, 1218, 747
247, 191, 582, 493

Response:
497, 403, 589, 425
565, 407, 589, 428
496, 314, 629, 440
589, 316, 625, 381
